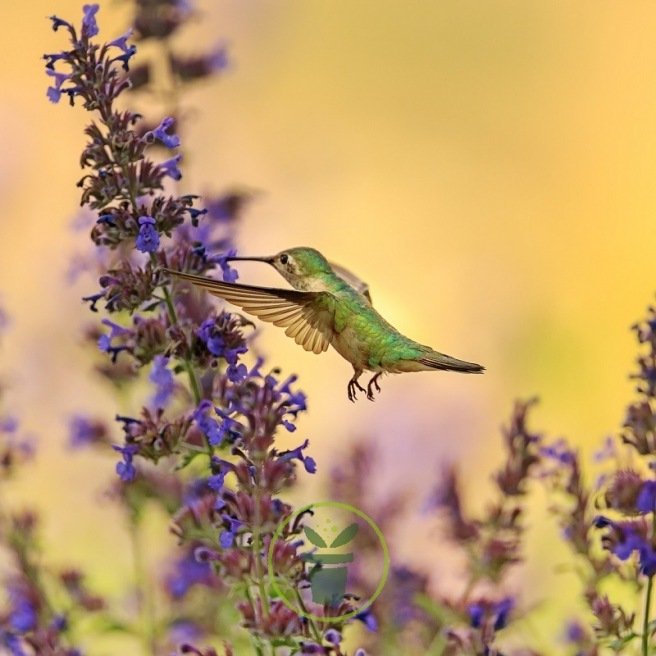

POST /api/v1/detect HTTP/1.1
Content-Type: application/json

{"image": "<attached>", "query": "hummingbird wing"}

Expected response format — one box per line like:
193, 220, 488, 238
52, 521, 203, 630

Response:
329, 261, 372, 304
165, 269, 335, 355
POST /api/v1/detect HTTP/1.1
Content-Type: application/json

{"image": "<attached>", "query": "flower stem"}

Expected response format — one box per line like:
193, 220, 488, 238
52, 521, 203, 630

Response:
645, 575, 654, 655
252, 465, 271, 618
159, 273, 202, 406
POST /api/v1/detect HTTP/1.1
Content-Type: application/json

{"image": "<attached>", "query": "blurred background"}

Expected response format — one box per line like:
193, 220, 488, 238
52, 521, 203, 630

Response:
2, 0, 656, 652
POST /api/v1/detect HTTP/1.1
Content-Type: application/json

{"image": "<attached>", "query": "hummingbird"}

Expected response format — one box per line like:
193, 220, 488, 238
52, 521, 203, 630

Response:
165, 247, 484, 401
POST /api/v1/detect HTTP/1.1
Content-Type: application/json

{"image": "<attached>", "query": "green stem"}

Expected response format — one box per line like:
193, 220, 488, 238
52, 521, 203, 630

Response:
293, 588, 322, 643
252, 466, 271, 618
159, 273, 202, 407
644, 576, 653, 656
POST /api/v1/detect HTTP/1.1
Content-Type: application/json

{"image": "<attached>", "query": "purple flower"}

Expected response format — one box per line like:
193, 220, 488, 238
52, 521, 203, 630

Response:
217, 249, 239, 282
468, 602, 484, 628
98, 318, 130, 362
280, 374, 307, 412
160, 154, 182, 180
45, 68, 70, 103
197, 318, 247, 364
219, 515, 243, 548
324, 629, 341, 645
145, 117, 180, 149
278, 439, 317, 474
493, 597, 513, 630
108, 30, 136, 70
208, 44, 229, 72
637, 480, 656, 513
135, 215, 160, 253
149, 355, 175, 408
540, 439, 575, 464
355, 608, 378, 632
108, 29, 132, 51
0, 416, 18, 433
68, 415, 105, 448
81, 4, 99, 39
594, 515, 656, 574
226, 363, 248, 383
112, 44, 137, 71
2, 633, 27, 656
193, 399, 238, 446
112, 444, 139, 482
9, 599, 36, 633
166, 551, 213, 599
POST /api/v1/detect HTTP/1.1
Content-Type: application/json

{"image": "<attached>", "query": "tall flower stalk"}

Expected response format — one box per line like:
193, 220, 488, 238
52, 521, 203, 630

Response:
41, 4, 364, 654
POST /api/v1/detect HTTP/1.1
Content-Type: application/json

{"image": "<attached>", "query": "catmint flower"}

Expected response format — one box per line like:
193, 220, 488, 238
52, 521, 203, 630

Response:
112, 444, 139, 482
160, 154, 183, 180
145, 117, 180, 149
324, 629, 341, 644
9, 597, 36, 633
149, 355, 175, 408
278, 439, 316, 474
108, 29, 136, 70
68, 415, 108, 448
355, 608, 378, 632
166, 550, 215, 599
216, 249, 239, 282
98, 318, 130, 362
45, 69, 71, 103
193, 401, 225, 447
81, 4, 99, 38
135, 215, 160, 253
219, 516, 243, 548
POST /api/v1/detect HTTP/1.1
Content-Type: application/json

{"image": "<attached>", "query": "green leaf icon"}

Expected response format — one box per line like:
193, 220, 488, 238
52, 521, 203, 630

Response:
330, 522, 358, 548
303, 525, 327, 547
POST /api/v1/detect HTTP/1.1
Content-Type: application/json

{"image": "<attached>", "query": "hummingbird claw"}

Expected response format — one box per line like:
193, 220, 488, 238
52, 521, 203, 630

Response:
347, 371, 366, 402
366, 373, 382, 401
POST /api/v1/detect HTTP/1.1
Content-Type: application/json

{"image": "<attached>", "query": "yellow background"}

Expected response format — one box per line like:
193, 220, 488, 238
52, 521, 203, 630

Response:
1, 1, 656, 652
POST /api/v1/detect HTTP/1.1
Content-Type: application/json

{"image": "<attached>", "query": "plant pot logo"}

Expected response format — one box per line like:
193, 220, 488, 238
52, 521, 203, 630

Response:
267, 501, 389, 622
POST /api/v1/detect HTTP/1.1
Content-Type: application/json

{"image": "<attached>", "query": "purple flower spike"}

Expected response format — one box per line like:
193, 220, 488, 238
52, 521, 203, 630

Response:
135, 215, 160, 253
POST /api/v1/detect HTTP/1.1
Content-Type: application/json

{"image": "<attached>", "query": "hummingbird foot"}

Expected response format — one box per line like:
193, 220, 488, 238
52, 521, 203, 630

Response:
366, 373, 383, 401
347, 370, 367, 402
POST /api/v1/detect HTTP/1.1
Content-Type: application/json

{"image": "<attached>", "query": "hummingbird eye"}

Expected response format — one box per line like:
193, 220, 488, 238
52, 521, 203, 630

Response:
279, 253, 289, 265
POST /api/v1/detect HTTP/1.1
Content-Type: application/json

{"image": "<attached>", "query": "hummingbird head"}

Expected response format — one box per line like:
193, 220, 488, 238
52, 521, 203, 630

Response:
228, 247, 333, 291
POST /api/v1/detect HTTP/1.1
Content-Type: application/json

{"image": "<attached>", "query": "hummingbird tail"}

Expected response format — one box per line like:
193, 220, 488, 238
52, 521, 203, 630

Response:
418, 351, 485, 374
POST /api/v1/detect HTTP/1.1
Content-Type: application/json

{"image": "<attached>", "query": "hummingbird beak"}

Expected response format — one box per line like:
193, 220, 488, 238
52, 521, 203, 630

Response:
225, 255, 275, 265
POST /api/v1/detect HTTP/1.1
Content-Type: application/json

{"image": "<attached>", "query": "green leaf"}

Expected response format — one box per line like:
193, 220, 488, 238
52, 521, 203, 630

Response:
330, 522, 358, 548
303, 526, 327, 547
